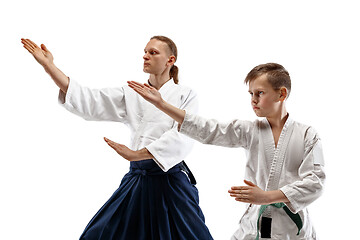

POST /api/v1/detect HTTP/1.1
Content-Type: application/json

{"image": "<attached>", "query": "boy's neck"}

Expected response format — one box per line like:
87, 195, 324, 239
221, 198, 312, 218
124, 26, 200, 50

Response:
266, 106, 289, 130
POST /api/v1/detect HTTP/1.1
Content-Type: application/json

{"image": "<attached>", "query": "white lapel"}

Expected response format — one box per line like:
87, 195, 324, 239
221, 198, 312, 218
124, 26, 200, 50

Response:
261, 116, 295, 218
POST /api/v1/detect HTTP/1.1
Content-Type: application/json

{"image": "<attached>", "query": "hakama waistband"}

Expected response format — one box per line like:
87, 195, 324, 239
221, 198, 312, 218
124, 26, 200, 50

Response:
129, 159, 197, 184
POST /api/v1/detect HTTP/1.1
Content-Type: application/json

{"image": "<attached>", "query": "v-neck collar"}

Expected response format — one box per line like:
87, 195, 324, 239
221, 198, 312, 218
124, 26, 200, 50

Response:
263, 115, 295, 191
148, 78, 175, 94
264, 115, 293, 150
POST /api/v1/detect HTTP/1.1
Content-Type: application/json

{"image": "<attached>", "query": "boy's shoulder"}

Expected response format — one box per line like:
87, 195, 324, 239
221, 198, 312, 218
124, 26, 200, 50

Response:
292, 119, 318, 134
291, 119, 321, 147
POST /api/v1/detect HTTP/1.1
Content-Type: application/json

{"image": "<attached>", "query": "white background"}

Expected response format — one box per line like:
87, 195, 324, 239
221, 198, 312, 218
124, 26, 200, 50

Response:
1, 0, 359, 239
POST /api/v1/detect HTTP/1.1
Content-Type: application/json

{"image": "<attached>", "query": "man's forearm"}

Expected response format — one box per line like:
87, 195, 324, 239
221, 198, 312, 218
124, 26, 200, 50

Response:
133, 148, 154, 161
43, 63, 69, 93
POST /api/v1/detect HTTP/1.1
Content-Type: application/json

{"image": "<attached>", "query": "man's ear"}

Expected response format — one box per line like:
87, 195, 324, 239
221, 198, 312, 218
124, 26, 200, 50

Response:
279, 87, 288, 101
167, 55, 176, 66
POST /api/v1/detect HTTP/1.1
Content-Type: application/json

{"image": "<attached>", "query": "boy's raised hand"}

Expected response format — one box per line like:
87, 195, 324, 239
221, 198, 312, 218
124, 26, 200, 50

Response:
128, 81, 186, 124
21, 38, 54, 67
128, 81, 163, 107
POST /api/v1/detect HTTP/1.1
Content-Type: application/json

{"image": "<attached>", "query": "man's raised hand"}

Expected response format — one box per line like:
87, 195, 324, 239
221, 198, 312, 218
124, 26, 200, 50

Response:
21, 38, 53, 67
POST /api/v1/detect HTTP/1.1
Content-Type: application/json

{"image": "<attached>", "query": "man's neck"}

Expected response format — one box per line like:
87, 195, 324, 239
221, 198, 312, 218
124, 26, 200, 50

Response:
148, 73, 171, 90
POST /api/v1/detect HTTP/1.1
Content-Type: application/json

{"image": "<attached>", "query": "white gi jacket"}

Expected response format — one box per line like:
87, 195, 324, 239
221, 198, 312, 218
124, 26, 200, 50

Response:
58, 79, 198, 172
180, 113, 325, 240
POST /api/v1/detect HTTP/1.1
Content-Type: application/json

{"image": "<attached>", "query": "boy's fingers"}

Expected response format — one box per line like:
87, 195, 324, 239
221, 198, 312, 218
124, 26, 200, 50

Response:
230, 186, 250, 190
244, 179, 256, 187
128, 81, 144, 88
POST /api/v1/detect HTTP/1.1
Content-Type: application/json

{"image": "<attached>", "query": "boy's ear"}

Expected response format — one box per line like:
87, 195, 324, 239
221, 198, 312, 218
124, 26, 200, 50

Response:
279, 87, 288, 101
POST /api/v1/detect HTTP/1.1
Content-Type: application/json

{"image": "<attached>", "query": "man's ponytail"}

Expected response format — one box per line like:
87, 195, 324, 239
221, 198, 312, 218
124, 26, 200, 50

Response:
170, 65, 179, 84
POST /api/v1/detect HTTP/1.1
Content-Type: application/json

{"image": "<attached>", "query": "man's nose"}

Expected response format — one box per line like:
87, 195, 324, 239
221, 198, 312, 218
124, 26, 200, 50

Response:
143, 53, 150, 60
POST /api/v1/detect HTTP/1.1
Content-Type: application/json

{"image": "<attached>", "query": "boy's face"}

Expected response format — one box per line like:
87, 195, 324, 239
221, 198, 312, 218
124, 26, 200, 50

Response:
248, 74, 282, 118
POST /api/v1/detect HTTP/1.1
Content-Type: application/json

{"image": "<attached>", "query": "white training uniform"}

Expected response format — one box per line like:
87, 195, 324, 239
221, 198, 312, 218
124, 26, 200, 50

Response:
58, 79, 198, 172
179, 113, 326, 240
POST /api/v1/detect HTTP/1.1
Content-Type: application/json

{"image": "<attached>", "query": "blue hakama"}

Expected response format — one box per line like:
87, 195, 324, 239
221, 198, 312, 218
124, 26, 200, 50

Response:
79, 160, 213, 240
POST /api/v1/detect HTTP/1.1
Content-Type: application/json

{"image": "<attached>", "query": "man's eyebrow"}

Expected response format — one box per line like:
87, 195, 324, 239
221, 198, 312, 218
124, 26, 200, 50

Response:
144, 48, 159, 52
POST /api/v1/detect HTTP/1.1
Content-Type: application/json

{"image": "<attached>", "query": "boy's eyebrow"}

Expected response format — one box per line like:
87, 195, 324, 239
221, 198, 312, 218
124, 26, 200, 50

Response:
248, 88, 265, 93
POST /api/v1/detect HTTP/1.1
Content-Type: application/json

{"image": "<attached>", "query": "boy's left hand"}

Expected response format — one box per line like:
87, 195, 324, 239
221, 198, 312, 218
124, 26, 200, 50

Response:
228, 180, 270, 205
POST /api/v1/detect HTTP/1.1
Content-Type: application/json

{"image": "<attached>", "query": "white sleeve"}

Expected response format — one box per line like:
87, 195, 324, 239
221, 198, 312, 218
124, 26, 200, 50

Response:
145, 89, 198, 172
58, 79, 127, 123
280, 127, 326, 213
179, 113, 253, 148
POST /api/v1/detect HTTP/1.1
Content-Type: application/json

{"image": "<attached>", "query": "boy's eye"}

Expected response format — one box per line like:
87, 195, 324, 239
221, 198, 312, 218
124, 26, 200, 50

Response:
259, 91, 264, 95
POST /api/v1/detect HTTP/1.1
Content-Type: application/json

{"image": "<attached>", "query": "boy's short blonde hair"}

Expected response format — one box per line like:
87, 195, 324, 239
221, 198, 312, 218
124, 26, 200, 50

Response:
245, 63, 291, 97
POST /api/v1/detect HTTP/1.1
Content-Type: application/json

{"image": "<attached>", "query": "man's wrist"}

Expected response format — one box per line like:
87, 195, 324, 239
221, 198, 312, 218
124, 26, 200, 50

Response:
42, 61, 56, 71
134, 148, 153, 161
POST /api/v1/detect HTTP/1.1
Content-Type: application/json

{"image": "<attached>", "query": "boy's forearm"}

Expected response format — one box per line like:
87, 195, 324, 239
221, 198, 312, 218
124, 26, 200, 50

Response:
267, 190, 289, 204
157, 99, 186, 124
43, 63, 69, 93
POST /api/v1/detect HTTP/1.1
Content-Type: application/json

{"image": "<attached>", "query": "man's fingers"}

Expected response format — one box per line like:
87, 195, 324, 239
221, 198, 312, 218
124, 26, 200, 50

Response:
41, 44, 49, 52
26, 39, 40, 49
21, 38, 41, 53
23, 44, 33, 53
104, 137, 124, 149
22, 38, 37, 49
21, 40, 34, 51
104, 137, 116, 146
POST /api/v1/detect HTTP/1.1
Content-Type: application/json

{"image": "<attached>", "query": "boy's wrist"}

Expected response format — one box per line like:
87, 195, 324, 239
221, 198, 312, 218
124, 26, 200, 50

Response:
266, 190, 289, 204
